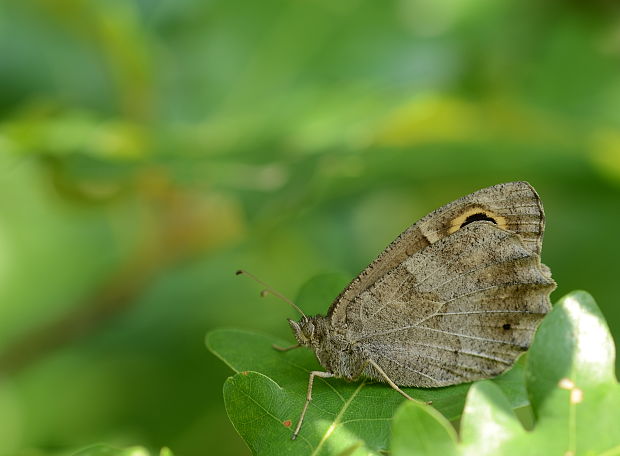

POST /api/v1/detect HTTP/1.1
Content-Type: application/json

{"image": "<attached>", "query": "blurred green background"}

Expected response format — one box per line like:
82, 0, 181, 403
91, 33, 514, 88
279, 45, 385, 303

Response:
1, 1, 619, 455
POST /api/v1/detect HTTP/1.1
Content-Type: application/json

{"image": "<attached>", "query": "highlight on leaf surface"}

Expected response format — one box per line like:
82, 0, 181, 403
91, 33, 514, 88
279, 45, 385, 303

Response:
72, 445, 173, 456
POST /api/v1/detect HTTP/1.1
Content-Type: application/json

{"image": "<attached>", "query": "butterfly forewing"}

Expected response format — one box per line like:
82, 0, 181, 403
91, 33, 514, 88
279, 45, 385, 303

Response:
328, 181, 547, 326
325, 181, 555, 387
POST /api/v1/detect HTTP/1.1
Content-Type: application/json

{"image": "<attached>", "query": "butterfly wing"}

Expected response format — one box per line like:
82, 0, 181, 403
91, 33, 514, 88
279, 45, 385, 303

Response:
328, 181, 548, 326
347, 221, 555, 387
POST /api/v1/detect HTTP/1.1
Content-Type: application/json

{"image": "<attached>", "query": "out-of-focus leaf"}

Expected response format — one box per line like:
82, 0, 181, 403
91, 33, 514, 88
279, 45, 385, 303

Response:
72, 444, 172, 456
294, 272, 352, 315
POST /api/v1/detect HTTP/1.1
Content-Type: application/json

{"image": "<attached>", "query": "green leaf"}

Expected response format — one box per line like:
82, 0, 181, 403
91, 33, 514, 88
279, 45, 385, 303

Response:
526, 290, 616, 411
391, 291, 620, 456
72, 445, 173, 456
294, 272, 352, 316
208, 274, 529, 455
391, 401, 458, 456
224, 371, 375, 455
459, 381, 526, 455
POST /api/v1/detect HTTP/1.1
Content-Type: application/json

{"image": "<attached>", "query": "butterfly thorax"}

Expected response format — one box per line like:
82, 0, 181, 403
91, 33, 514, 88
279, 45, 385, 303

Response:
289, 316, 366, 380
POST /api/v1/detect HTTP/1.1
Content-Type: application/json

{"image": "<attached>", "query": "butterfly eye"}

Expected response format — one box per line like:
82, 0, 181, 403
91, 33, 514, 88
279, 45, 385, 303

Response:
305, 321, 315, 337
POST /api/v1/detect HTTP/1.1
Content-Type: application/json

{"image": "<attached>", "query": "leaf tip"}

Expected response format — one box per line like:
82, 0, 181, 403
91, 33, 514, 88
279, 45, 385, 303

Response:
204, 330, 222, 354
555, 290, 597, 312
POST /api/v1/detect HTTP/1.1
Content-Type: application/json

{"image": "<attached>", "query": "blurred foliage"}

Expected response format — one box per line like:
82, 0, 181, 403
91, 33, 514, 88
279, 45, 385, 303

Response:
0, 0, 619, 455
72, 445, 172, 456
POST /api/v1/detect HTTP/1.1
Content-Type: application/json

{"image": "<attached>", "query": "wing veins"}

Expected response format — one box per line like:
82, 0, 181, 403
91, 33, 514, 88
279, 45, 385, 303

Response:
416, 326, 528, 348
368, 340, 513, 365
373, 352, 441, 384
367, 273, 414, 320
369, 344, 498, 378
426, 254, 531, 294
395, 261, 531, 329
490, 203, 540, 209
433, 310, 545, 316
361, 324, 527, 349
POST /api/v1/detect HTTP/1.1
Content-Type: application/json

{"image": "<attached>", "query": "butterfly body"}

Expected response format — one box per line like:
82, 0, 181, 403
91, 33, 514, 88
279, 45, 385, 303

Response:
291, 220, 554, 389
289, 316, 365, 381
283, 181, 556, 438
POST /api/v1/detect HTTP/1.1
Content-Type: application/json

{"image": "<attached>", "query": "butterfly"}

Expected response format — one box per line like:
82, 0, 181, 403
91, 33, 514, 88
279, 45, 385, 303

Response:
239, 181, 556, 439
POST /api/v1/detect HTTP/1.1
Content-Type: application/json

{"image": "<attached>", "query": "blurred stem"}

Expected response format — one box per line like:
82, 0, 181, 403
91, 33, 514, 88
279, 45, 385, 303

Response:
0, 241, 164, 375
0, 177, 227, 375
31, 0, 154, 122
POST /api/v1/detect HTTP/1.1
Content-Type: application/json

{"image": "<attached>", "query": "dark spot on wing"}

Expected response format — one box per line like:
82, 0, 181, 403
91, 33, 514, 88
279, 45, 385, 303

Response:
460, 212, 497, 228
503, 323, 511, 330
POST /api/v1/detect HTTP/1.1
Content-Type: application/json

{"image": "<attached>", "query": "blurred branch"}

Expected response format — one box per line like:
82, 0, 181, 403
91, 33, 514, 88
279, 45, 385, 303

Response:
0, 175, 244, 375
0, 242, 162, 375
31, 0, 155, 121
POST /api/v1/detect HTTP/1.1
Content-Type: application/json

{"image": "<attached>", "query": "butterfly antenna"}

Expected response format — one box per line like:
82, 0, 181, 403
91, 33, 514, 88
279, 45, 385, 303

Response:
235, 270, 307, 318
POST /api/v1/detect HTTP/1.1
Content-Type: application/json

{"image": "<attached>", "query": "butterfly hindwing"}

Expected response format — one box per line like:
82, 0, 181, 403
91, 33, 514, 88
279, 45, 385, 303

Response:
347, 222, 555, 387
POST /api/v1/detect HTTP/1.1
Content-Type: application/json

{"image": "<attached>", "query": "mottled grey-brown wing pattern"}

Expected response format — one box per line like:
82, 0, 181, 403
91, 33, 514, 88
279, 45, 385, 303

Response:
347, 222, 555, 387
328, 181, 547, 326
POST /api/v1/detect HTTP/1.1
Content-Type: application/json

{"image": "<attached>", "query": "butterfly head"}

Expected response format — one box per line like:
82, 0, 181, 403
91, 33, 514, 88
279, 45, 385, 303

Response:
288, 317, 317, 347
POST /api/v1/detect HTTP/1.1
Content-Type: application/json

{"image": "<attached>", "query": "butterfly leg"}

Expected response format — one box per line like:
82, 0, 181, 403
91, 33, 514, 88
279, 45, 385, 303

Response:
367, 358, 428, 403
292, 370, 335, 440
272, 343, 301, 352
